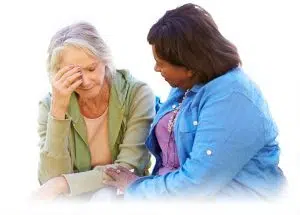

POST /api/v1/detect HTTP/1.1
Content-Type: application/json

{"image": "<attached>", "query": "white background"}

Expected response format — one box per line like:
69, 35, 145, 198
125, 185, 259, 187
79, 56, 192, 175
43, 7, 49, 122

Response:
0, 0, 299, 212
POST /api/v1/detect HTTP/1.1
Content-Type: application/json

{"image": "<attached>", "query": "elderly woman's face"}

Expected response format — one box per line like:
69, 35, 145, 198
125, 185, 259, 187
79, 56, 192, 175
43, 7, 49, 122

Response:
59, 47, 106, 99
152, 45, 193, 89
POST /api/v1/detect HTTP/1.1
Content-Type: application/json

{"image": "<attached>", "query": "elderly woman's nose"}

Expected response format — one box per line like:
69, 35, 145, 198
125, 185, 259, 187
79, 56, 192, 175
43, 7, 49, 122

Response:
80, 73, 90, 86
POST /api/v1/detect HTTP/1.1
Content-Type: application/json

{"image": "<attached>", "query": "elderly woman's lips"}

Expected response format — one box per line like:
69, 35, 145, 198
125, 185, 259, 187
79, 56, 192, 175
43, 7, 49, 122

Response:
79, 87, 92, 90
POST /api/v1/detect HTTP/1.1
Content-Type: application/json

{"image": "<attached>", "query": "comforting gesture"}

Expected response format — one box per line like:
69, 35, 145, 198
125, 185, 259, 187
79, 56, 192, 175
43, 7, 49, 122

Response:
104, 3, 286, 201
104, 166, 140, 192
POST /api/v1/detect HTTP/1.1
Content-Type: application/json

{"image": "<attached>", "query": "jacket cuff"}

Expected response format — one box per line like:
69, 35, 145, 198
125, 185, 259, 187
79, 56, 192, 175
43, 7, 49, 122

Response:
62, 167, 105, 196
62, 163, 129, 197
43, 113, 71, 155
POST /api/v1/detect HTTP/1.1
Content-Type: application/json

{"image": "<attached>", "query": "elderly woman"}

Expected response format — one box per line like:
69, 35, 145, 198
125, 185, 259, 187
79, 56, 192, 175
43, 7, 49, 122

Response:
35, 22, 155, 200
104, 3, 286, 201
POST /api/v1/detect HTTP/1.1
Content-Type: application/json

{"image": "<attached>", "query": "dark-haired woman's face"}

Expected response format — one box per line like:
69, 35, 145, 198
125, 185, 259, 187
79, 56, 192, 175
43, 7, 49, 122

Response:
152, 45, 193, 90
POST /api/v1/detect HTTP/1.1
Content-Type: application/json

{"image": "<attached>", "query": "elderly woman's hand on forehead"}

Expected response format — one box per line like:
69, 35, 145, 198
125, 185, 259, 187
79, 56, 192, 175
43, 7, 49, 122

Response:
50, 65, 82, 119
103, 165, 140, 192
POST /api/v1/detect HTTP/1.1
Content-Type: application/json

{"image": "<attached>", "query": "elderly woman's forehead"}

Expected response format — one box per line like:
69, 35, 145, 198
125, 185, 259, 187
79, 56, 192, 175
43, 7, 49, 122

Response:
60, 46, 98, 66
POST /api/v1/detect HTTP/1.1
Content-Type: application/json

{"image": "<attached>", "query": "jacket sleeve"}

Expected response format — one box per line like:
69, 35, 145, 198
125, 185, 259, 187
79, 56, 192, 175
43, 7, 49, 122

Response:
125, 92, 266, 199
114, 83, 155, 175
62, 84, 155, 196
37, 96, 73, 184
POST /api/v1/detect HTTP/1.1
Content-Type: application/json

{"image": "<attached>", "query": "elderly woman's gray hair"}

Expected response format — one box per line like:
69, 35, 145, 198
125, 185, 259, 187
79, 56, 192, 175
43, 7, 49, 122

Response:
47, 21, 115, 79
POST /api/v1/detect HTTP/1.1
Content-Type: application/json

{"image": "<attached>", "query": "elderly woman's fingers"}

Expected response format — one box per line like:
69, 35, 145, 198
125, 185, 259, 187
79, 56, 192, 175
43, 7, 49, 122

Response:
54, 65, 75, 81
69, 79, 83, 91
62, 71, 82, 89
59, 66, 81, 83
63, 71, 82, 86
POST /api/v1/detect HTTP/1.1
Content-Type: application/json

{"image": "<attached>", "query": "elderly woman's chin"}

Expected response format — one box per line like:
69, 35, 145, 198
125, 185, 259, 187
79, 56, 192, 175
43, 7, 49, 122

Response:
75, 86, 100, 99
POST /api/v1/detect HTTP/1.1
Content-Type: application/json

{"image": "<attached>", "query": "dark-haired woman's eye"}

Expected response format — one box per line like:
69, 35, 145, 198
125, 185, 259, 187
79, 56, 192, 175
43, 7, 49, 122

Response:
157, 62, 163, 67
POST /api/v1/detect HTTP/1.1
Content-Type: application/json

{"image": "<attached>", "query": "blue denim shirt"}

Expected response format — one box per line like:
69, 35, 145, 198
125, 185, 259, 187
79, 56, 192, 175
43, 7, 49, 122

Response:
125, 67, 286, 200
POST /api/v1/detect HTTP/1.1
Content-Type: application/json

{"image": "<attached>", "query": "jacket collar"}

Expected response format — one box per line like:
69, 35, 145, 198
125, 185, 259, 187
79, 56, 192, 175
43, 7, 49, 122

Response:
67, 70, 129, 159
68, 93, 88, 143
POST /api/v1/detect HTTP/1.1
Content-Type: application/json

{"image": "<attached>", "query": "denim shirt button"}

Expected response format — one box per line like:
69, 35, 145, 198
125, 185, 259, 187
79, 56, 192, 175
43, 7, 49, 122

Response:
193, 121, 198, 126
172, 104, 176, 109
206, 149, 212, 156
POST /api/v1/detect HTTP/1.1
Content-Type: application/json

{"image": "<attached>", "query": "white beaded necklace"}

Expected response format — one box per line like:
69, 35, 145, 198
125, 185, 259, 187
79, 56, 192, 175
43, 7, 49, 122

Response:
167, 89, 190, 133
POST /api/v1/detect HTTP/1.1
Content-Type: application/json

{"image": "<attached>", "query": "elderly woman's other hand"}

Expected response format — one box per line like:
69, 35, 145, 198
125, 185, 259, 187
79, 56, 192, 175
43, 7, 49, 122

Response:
32, 176, 69, 200
103, 166, 140, 192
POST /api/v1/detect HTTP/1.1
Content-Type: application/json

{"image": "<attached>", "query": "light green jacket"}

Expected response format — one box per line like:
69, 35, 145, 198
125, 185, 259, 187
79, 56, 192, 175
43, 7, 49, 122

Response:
37, 69, 155, 196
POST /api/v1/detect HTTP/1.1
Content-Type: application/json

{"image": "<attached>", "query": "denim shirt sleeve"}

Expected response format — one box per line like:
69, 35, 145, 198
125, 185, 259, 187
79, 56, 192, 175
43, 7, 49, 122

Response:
125, 92, 265, 199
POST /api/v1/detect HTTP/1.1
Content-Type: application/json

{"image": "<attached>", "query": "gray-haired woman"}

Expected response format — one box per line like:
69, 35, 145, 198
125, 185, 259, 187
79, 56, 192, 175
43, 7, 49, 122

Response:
34, 22, 155, 200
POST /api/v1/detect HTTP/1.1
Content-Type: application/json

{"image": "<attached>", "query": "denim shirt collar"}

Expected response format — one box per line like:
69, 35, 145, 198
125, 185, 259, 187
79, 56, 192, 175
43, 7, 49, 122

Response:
150, 83, 204, 131
170, 83, 204, 97
190, 84, 204, 93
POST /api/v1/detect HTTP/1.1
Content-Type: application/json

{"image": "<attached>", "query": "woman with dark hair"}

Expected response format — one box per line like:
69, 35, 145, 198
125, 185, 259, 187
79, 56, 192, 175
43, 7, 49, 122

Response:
104, 3, 286, 201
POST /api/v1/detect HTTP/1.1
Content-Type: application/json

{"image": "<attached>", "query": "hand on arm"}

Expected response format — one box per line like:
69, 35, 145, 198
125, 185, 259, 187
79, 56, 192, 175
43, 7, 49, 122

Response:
104, 166, 139, 192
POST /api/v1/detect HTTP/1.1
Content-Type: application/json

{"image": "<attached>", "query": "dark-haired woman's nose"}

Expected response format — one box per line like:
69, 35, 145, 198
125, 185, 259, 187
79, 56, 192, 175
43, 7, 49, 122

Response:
154, 64, 161, 73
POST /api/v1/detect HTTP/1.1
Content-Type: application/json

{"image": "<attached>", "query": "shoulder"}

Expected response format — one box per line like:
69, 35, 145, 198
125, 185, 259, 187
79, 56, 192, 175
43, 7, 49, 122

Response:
38, 93, 52, 122
113, 69, 154, 99
113, 70, 155, 115
114, 69, 149, 88
39, 92, 52, 109
202, 67, 266, 107
198, 68, 276, 129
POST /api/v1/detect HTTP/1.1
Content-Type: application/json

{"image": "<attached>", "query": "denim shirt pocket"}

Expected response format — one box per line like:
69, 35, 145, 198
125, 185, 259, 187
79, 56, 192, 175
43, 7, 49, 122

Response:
176, 107, 198, 159
178, 107, 199, 133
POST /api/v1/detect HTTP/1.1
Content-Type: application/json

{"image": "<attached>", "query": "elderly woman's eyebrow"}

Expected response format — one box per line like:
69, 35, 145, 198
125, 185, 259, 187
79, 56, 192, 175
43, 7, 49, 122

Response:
82, 62, 98, 69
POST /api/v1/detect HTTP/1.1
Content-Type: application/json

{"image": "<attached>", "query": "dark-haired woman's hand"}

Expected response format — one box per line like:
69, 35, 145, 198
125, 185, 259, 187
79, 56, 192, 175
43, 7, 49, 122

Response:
103, 166, 140, 192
